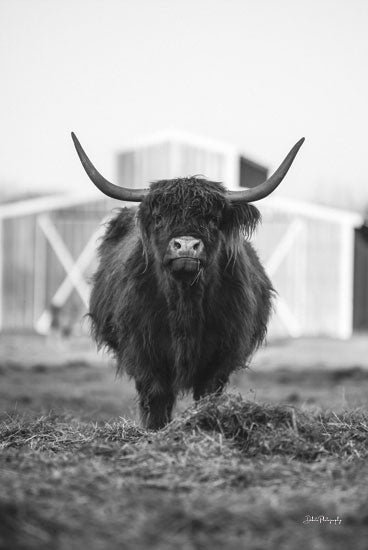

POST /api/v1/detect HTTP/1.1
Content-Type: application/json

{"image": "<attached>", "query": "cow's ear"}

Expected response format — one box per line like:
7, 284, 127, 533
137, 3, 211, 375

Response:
221, 201, 261, 241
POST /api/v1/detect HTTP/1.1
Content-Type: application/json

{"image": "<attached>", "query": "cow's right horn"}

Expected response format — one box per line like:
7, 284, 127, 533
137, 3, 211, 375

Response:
71, 132, 149, 202
226, 137, 305, 203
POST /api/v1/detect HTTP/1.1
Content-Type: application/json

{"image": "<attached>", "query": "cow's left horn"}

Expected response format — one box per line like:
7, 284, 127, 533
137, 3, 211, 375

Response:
71, 132, 149, 202
227, 137, 305, 203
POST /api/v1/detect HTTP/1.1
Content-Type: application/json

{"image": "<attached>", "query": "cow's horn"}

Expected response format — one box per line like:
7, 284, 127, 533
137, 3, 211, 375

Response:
71, 132, 149, 202
227, 137, 305, 203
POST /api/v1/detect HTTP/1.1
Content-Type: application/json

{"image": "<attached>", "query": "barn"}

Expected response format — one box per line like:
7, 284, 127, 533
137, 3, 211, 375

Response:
0, 131, 366, 339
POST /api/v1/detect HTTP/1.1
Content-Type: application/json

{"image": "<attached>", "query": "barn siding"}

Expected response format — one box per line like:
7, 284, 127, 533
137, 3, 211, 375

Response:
2, 216, 36, 330
33, 219, 47, 327
118, 144, 171, 187
1, 198, 116, 333
118, 142, 228, 188
175, 143, 225, 181
254, 209, 350, 338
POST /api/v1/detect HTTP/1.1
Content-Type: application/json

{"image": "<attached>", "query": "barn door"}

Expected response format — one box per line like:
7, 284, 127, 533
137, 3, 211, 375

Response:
33, 210, 108, 335
353, 226, 368, 331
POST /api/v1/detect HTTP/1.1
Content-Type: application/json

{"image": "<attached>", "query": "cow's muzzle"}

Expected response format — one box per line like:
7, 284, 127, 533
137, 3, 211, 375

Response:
164, 236, 206, 273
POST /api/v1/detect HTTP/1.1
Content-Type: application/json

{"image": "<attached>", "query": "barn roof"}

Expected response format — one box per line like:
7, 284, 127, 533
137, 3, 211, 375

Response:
0, 190, 104, 219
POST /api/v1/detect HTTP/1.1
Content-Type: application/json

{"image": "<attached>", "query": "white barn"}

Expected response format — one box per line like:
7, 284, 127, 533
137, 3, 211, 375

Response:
0, 132, 365, 339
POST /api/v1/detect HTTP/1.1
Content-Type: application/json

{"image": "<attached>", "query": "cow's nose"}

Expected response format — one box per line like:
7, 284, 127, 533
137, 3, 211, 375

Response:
168, 236, 204, 255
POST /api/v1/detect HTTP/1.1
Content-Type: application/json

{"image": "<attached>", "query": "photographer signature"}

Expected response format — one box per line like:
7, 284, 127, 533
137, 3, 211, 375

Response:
303, 515, 342, 525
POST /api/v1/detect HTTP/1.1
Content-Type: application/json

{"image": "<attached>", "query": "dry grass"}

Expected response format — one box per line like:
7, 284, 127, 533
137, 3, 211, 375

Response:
1, 393, 368, 550
1, 334, 368, 549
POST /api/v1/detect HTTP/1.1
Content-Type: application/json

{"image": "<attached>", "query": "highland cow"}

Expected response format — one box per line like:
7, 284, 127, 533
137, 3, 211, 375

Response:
72, 133, 304, 429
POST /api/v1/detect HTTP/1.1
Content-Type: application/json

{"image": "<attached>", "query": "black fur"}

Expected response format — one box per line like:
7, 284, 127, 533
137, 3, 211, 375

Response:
90, 177, 273, 429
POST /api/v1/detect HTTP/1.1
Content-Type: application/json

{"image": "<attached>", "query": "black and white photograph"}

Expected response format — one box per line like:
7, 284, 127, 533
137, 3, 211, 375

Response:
0, 1, 367, 549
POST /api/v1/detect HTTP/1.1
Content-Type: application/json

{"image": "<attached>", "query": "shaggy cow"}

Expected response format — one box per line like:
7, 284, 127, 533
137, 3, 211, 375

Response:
72, 133, 304, 429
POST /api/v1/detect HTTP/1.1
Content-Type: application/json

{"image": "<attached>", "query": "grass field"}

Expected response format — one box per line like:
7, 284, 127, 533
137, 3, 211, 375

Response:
1, 334, 368, 549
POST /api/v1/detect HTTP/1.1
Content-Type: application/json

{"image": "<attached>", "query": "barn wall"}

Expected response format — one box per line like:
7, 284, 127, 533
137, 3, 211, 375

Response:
0, 195, 356, 338
117, 143, 171, 186
2, 216, 36, 330
0, 201, 356, 338
117, 142, 229, 186
0, 197, 116, 333
172, 142, 226, 181
254, 207, 351, 338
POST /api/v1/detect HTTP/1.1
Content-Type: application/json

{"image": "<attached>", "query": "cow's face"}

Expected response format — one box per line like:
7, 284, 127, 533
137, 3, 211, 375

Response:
137, 177, 260, 282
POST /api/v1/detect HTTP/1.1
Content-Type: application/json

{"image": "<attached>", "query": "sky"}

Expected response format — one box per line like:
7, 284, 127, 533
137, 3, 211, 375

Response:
0, 0, 367, 210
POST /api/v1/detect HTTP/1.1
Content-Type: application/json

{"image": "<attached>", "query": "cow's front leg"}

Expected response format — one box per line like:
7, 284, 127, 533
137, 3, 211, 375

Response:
136, 381, 175, 430
192, 373, 229, 401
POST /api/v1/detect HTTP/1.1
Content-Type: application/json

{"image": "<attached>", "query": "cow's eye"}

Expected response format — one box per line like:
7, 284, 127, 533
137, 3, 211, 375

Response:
207, 215, 218, 225
154, 215, 163, 228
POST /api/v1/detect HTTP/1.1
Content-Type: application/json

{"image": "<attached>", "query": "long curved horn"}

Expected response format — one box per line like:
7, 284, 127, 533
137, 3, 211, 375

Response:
227, 137, 305, 203
71, 132, 149, 202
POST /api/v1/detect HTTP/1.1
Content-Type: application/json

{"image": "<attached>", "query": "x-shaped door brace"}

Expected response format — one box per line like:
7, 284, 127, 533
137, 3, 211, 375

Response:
35, 213, 109, 334
265, 219, 305, 338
